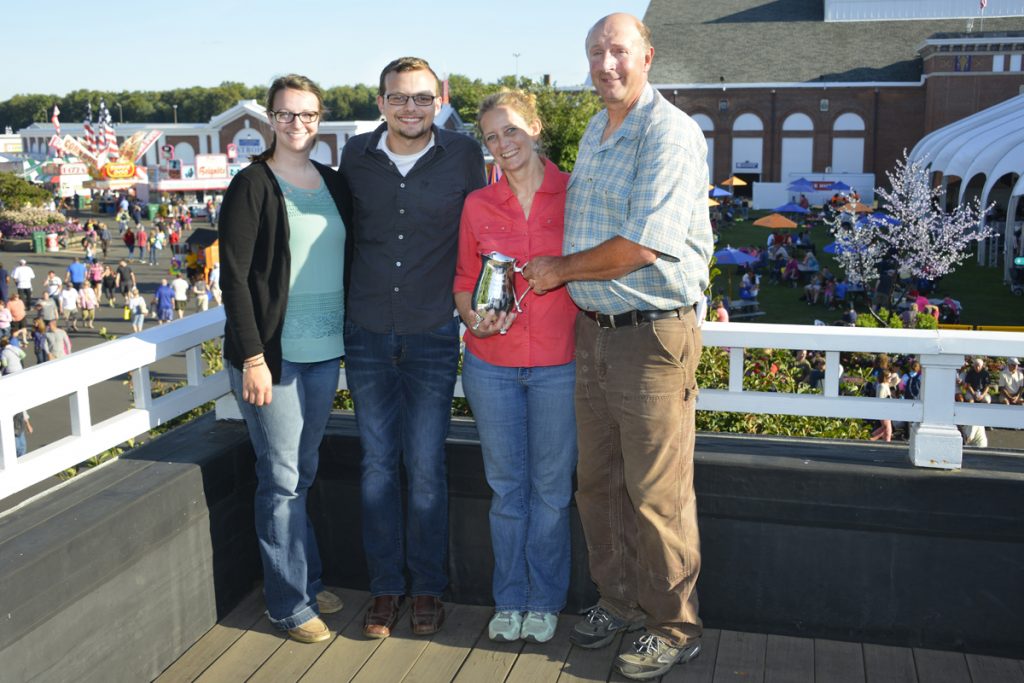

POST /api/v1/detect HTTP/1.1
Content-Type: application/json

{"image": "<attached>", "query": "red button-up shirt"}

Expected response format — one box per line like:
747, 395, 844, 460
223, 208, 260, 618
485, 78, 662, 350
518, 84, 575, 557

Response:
454, 158, 577, 368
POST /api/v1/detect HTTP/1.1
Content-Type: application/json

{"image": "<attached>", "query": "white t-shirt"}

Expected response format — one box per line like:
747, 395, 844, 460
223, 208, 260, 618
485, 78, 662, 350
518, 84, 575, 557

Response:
12, 265, 34, 288
59, 289, 78, 310
46, 276, 62, 297
171, 278, 189, 301
999, 368, 1023, 395
377, 131, 434, 177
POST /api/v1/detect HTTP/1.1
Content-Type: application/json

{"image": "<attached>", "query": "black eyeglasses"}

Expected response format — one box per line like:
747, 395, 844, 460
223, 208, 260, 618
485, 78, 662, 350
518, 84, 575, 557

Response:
384, 93, 437, 107
270, 110, 320, 123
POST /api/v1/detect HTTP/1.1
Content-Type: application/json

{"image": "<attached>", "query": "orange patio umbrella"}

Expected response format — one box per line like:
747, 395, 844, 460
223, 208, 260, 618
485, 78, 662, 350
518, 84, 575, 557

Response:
721, 176, 748, 187
752, 213, 798, 229
839, 201, 872, 214
708, 197, 720, 207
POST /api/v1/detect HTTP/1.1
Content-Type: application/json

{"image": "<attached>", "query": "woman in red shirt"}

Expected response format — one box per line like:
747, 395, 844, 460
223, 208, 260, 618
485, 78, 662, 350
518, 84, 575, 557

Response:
454, 90, 578, 645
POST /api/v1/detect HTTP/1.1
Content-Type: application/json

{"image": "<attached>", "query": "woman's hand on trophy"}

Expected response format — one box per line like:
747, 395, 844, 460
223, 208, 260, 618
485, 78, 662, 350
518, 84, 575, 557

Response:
470, 309, 517, 337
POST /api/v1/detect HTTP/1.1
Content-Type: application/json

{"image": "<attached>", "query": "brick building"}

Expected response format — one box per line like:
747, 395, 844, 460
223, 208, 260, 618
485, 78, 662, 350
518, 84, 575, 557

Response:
643, 0, 1024, 192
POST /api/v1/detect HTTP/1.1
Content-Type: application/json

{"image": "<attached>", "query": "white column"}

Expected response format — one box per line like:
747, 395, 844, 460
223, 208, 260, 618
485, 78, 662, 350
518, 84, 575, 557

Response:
909, 352, 964, 469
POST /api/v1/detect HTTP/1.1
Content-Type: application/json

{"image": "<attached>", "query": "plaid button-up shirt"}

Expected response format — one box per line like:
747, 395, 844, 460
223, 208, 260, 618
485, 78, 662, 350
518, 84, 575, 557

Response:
564, 84, 713, 314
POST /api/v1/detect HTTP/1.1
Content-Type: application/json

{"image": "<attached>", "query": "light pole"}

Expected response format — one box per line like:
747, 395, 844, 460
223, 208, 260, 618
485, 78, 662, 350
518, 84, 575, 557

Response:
172, 104, 178, 124
115, 102, 123, 123
513, 52, 521, 83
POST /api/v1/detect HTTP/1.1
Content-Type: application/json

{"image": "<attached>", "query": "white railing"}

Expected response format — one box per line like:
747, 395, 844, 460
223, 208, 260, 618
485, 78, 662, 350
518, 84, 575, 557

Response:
0, 308, 229, 502
2, 311, 1023, 502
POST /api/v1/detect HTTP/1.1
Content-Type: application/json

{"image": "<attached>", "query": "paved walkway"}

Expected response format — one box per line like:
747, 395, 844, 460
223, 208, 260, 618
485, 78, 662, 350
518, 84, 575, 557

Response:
156, 587, 1024, 682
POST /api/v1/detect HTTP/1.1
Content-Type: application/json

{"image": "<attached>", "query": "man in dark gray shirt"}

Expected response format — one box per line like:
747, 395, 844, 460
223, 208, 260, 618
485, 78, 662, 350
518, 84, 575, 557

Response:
339, 56, 485, 640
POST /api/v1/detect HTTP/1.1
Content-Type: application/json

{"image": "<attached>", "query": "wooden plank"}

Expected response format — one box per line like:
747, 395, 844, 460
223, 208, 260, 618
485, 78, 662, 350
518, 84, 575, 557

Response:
506, 615, 575, 683
452, 620, 525, 683
911, 648, 971, 683
248, 588, 368, 683
764, 634, 814, 683
193, 615, 284, 683
965, 653, 1024, 683
350, 601, 435, 683
664, 628, 721, 683
712, 630, 766, 683
403, 604, 492, 683
862, 644, 916, 683
814, 639, 865, 683
300, 599, 411, 682
155, 587, 265, 682
558, 631, 627, 683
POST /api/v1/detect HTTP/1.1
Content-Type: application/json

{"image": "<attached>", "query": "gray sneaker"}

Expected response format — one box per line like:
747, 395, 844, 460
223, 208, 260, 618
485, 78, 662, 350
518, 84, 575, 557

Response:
615, 632, 702, 680
569, 605, 643, 649
488, 610, 523, 642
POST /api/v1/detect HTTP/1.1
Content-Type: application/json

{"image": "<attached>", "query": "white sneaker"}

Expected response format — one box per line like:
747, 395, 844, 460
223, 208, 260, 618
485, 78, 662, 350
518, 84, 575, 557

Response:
521, 611, 558, 643
489, 610, 524, 642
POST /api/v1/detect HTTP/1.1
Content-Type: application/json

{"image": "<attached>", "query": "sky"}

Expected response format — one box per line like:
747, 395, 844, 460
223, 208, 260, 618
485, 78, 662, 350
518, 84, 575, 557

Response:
1, 0, 650, 101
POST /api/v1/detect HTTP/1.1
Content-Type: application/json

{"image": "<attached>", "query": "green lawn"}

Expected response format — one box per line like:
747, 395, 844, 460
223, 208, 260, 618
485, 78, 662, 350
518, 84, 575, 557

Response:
711, 213, 1022, 327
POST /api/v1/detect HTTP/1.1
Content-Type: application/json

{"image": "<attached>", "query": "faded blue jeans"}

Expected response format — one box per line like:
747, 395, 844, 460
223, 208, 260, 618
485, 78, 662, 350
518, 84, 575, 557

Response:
229, 356, 340, 630
343, 317, 460, 598
461, 348, 577, 613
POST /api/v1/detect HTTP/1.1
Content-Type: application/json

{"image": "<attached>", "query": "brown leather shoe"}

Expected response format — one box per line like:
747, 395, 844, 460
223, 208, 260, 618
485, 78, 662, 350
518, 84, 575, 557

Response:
410, 595, 445, 636
363, 595, 403, 639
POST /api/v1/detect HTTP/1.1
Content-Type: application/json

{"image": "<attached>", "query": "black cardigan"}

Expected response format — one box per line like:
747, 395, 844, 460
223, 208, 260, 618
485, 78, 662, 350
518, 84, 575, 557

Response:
219, 160, 349, 383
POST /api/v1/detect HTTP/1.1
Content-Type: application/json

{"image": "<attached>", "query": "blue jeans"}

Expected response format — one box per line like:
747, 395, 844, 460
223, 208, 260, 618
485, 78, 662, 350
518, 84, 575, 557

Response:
228, 356, 340, 629
343, 317, 460, 597
461, 348, 577, 612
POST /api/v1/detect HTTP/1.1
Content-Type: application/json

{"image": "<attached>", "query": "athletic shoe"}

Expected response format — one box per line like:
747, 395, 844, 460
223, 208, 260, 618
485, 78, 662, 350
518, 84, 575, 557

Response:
488, 610, 523, 642
520, 611, 557, 643
615, 632, 701, 680
569, 605, 643, 649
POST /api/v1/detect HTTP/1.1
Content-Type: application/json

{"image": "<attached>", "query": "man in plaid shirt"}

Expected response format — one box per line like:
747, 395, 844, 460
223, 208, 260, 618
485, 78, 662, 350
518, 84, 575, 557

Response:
523, 12, 713, 680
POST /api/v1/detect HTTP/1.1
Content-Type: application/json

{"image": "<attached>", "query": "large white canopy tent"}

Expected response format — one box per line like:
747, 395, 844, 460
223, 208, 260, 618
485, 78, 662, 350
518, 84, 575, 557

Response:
909, 94, 1024, 286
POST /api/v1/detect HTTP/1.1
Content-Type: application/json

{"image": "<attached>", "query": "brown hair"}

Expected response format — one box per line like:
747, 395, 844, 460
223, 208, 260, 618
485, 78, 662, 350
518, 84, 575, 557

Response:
377, 57, 440, 97
251, 74, 325, 164
477, 89, 542, 133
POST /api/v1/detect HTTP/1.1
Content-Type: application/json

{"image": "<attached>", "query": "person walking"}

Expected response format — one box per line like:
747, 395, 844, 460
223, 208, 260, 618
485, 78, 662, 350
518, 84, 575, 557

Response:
220, 74, 349, 645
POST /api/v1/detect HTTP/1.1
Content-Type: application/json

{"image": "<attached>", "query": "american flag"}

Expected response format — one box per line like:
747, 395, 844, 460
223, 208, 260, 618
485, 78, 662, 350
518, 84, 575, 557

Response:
83, 103, 96, 156
50, 104, 61, 137
98, 99, 119, 160
980, 0, 987, 9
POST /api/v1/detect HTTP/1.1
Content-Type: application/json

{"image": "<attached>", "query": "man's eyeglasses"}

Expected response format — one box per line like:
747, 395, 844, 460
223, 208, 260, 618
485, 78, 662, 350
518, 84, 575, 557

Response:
270, 110, 320, 123
384, 93, 437, 107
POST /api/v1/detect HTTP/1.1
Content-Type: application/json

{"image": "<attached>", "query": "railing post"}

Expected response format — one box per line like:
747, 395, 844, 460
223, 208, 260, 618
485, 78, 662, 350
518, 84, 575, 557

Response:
910, 353, 964, 469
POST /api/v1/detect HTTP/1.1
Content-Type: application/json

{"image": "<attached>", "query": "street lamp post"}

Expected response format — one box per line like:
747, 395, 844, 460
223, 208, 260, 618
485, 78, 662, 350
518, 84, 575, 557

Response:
172, 104, 178, 124
115, 102, 123, 123
513, 52, 521, 83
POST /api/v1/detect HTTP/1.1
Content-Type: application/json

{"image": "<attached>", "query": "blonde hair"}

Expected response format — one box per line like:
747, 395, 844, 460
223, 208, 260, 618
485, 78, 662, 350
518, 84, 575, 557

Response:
478, 89, 542, 132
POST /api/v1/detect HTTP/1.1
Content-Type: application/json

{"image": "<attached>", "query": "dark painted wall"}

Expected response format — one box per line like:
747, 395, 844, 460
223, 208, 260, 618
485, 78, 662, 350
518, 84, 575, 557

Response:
0, 413, 1021, 683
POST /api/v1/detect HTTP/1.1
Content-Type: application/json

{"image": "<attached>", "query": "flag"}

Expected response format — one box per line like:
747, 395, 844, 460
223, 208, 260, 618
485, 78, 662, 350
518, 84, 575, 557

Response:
980, 0, 987, 9
83, 102, 96, 156
50, 104, 61, 137
97, 99, 119, 161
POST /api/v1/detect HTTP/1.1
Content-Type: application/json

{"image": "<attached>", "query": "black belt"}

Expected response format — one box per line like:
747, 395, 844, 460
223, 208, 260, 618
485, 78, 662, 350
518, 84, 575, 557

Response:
584, 307, 689, 329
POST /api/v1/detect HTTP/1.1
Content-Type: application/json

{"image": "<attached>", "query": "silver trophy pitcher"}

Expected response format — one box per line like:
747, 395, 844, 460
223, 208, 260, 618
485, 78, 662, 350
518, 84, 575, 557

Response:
470, 251, 529, 326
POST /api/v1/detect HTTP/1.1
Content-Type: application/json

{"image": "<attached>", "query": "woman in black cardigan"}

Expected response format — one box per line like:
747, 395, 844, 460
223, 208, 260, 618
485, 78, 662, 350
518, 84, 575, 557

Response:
220, 74, 348, 644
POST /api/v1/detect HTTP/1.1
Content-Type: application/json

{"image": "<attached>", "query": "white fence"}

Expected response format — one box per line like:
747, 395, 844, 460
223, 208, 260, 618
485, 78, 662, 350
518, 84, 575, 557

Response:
2, 308, 1022, 501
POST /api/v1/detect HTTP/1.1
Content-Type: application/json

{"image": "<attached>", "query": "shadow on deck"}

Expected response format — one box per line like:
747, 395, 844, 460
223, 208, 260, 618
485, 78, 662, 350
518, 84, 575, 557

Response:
158, 587, 1024, 683
1, 413, 1023, 681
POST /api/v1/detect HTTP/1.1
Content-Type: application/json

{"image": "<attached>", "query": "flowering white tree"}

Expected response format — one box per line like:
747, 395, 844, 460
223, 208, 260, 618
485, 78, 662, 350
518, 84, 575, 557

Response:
827, 151, 993, 287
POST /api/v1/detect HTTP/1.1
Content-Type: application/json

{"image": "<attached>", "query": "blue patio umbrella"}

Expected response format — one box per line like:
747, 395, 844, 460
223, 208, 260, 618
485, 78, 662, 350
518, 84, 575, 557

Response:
857, 212, 901, 227
823, 241, 864, 255
713, 247, 757, 298
787, 178, 815, 192
710, 186, 732, 198
774, 202, 810, 215
828, 181, 852, 191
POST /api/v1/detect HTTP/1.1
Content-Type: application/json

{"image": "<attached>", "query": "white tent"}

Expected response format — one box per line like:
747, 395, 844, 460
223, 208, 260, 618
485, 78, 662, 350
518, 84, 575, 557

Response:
909, 94, 1024, 285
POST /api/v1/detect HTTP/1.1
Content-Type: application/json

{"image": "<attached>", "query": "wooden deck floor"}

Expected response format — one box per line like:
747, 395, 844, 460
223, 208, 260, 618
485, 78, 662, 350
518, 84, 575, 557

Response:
156, 588, 1024, 683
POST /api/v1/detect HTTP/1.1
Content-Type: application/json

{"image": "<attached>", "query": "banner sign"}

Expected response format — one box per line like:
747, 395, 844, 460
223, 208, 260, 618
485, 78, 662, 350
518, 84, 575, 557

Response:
195, 154, 228, 179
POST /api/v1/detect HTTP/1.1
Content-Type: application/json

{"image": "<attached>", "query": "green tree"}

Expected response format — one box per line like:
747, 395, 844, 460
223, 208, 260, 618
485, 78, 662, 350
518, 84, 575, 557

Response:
0, 171, 51, 209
